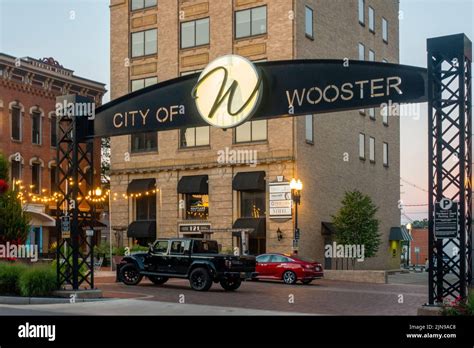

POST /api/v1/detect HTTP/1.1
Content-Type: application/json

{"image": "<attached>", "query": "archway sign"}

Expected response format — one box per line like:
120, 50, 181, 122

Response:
57, 34, 471, 305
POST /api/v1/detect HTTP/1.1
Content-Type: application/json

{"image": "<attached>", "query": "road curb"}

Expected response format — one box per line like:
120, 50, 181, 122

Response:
0, 296, 111, 305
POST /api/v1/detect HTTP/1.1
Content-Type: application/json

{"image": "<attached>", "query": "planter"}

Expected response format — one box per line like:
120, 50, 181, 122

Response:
112, 256, 124, 271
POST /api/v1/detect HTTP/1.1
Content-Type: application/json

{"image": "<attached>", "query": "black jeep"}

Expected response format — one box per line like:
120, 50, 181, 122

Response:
117, 238, 257, 291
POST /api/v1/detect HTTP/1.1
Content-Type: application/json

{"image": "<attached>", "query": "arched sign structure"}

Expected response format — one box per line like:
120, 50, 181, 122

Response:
56, 34, 471, 306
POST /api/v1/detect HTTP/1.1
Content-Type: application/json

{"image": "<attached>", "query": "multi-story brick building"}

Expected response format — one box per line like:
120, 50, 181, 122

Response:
0, 54, 106, 255
109, 0, 402, 269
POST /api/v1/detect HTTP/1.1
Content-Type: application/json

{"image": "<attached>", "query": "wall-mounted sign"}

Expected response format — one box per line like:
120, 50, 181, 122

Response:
179, 224, 211, 233
269, 182, 292, 219
61, 216, 70, 239
192, 55, 263, 129
434, 199, 459, 239
94, 58, 427, 138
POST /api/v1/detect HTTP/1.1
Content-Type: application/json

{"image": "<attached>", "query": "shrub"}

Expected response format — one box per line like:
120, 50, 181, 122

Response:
18, 266, 57, 297
0, 262, 27, 295
441, 291, 474, 316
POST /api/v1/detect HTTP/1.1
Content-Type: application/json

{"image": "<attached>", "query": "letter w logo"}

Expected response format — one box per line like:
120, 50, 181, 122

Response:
192, 66, 262, 120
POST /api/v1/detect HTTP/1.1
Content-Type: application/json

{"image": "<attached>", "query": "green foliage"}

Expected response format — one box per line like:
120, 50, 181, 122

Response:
332, 190, 381, 259
442, 291, 474, 316
412, 219, 428, 229
0, 153, 9, 182
18, 266, 57, 297
0, 188, 30, 242
0, 262, 27, 294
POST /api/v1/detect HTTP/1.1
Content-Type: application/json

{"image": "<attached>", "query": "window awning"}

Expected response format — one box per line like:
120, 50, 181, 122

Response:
127, 221, 156, 239
127, 179, 156, 195
321, 222, 337, 236
232, 218, 266, 238
389, 227, 413, 241
178, 175, 208, 195
232, 171, 266, 192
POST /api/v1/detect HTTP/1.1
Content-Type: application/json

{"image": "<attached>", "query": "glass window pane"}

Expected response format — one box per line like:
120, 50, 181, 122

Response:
358, 0, 365, 24
241, 191, 266, 218
236, 10, 251, 38
305, 115, 313, 142
236, 122, 251, 143
383, 18, 388, 42
383, 143, 389, 166
132, 32, 144, 57
358, 43, 365, 60
144, 77, 158, 87
131, 79, 145, 92
195, 126, 210, 146
195, 18, 209, 46
359, 133, 365, 159
11, 161, 21, 181
370, 137, 375, 162
369, 50, 375, 61
181, 128, 195, 148
32, 112, 41, 144
305, 7, 313, 37
181, 21, 195, 48
11, 107, 21, 140
369, 108, 375, 119
251, 120, 267, 141
144, 29, 157, 55
50, 116, 57, 147
252, 7, 267, 35
369, 7, 374, 31
131, 0, 144, 11
32, 163, 40, 194
144, 0, 156, 8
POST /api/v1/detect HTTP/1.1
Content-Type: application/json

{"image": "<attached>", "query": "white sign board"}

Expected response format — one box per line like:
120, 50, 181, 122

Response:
269, 182, 292, 219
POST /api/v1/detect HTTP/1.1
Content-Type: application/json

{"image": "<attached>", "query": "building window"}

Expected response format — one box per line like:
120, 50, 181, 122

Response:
180, 126, 210, 148
368, 6, 375, 32
383, 142, 389, 167
305, 6, 314, 39
235, 6, 267, 39
131, 77, 158, 92
11, 106, 21, 141
32, 111, 41, 145
136, 194, 156, 221
11, 160, 21, 182
50, 165, 58, 193
131, 0, 157, 11
369, 49, 375, 61
131, 29, 157, 58
382, 58, 388, 63
32, 162, 41, 194
305, 115, 314, 144
241, 191, 266, 218
369, 137, 375, 163
382, 105, 389, 125
50, 115, 57, 147
181, 18, 210, 49
369, 108, 375, 120
358, 43, 365, 61
235, 120, 267, 143
358, 0, 365, 25
382, 18, 388, 43
185, 194, 209, 220
359, 133, 365, 160
131, 132, 158, 153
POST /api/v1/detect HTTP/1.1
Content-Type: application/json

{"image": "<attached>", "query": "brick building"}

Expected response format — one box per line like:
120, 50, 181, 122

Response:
109, 0, 403, 269
409, 228, 428, 266
0, 54, 106, 255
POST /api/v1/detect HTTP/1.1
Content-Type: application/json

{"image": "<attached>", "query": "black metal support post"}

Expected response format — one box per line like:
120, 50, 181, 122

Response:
427, 34, 472, 304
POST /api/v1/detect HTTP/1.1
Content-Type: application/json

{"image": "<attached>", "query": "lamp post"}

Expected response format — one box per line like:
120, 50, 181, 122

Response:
290, 178, 303, 252
406, 223, 412, 269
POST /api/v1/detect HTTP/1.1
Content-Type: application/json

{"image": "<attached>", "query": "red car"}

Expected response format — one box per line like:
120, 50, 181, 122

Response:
255, 253, 324, 285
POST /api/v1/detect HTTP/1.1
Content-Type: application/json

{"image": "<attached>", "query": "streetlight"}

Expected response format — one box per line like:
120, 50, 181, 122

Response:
290, 178, 303, 252
406, 223, 412, 269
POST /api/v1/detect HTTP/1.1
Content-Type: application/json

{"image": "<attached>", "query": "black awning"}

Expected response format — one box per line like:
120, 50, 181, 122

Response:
232, 171, 266, 192
321, 222, 337, 236
232, 218, 266, 238
178, 175, 208, 194
389, 227, 413, 241
127, 179, 156, 195
127, 221, 156, 239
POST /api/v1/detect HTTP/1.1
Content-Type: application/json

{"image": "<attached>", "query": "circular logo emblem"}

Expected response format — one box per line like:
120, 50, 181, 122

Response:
192, 55, 263, 129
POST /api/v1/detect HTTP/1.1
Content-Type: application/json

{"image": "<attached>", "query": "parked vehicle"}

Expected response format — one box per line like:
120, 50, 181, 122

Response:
255, 253, 323, 285
117, 239, 257, 291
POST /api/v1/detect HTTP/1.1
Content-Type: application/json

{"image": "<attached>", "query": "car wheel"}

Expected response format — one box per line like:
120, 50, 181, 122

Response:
189, 268, 213, 291
302, 279, 313, 285
120, 263, 143, 286
282, 271, 297, 285
148, 276, 169, 285
220, 278, 242, 291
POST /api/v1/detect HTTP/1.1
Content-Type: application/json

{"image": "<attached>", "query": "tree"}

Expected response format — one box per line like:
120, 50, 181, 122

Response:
0, 154, 30, 243
332, 190, 381, 267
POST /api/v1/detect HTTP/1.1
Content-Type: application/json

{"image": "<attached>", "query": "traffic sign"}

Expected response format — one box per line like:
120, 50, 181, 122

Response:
61, 216, 71, 239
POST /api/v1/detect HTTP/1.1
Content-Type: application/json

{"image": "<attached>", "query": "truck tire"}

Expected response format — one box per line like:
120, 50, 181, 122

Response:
220, 278, 242, 291
189, 268, 213, 291
148, 276, 169, 285
120, 263, 143, 286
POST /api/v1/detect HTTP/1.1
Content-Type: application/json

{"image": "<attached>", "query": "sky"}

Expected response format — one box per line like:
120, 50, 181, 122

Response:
0, 0, 473, 224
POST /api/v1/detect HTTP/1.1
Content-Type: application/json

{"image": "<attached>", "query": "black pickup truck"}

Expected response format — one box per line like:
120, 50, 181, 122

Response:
117, 238, 257, 291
